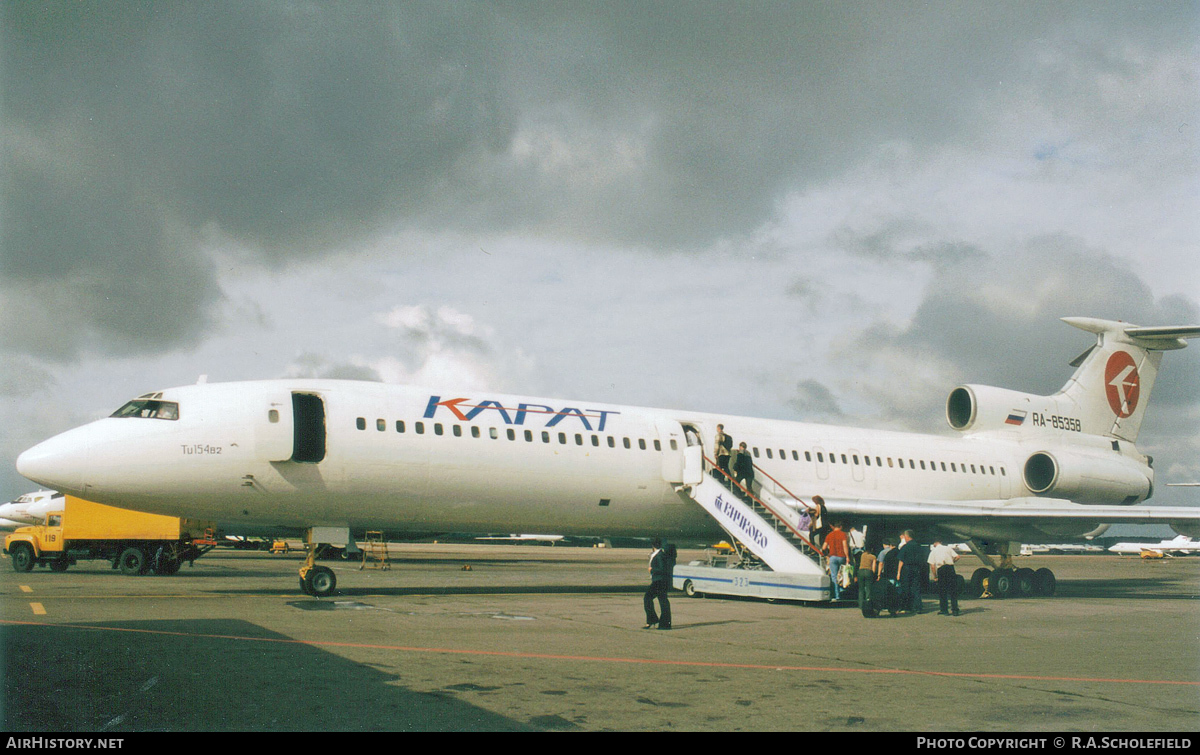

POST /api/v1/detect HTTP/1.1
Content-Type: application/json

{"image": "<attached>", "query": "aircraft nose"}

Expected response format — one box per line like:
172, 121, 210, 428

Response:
16, 432, 88, 495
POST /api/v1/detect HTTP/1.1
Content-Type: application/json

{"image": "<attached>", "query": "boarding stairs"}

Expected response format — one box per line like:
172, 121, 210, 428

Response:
683, 458, 826, 577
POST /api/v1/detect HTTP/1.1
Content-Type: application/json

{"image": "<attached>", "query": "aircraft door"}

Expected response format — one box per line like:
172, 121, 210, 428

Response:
255, 394, 295, 462
812, 446, 830, 481
654, 418, 703, 485
291, 393, 326, 463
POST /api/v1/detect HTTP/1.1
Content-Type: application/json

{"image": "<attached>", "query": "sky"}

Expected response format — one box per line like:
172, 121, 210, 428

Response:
2, 2, 1199, 522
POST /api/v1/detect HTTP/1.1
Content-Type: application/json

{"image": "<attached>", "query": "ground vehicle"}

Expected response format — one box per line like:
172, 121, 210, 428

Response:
4, 497, 216, 575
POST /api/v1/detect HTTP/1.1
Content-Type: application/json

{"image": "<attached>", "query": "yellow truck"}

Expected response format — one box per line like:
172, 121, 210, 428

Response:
4, 497, 216, 575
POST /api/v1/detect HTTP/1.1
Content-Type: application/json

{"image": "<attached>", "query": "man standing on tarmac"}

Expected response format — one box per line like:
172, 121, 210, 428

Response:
643, 538, 675, 630
928, 538, 961, 616
896, 530, 925, 614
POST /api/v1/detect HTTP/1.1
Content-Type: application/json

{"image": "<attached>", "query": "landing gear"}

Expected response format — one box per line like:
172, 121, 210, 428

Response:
299, 527, 352, 598
1034, 567, 1057, 596
969, 568, 990, 598
990, 568, 1015, 598
303, 565, 337, 597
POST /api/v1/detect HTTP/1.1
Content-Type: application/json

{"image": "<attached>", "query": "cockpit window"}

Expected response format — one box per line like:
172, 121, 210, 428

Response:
111, 399, 180, 420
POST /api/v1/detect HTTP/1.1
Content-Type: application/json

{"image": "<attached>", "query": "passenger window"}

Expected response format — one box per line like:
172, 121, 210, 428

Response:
376, 419, 385, 431
472, 426, 481, 438
416, 422, 425, 434
753, 447, 760, 458
766, 449, 773, 459
841, 454, 848, 464
865, 456, 871, 466
269, 410, 279, 423
853, 455, 859, 465
542, 431, 550, 443
805, 451, 812, 462
888, 458, 894, 468
525, 430, 533, 442
490, 427, 499, 439
668, 439, 676, 450
898, 459, 904, 469
592, 435, 600, 447
357, 417, 366, 431
434, 423, 443, 435
559, 432, 567, 444
507, 429, 516, 441
817, 452, 824, 462
575, 434, 583, 445
452, 425, 462, 437
397, 421, 406, 433
919, 460, 926, 470
640, 439, 647, 450
623, 437, 631, 449
654, 440, 661, 451
608, 436, 615, 448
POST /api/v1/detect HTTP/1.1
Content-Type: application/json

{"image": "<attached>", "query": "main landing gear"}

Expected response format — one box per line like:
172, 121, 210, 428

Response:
967, 565, 1057, 599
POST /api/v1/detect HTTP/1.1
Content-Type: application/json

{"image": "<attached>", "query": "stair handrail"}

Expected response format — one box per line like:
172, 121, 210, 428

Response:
749, 462, 816, 515
702, 454, 820, 555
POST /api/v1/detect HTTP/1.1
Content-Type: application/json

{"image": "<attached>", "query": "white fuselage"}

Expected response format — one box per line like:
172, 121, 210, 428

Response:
15, 379, 1151, 542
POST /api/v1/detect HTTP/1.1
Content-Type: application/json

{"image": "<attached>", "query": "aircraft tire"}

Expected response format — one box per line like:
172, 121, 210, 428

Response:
969, 568, 990, 598
10, 543, 35, 573
683, 580, 697, 597
306, 565, 337, 597
118, 547, 148, 576
1034, 568, 1057, 596
991, 569, 1014, 598
299, 575, 312, 595
1015, 568, 1036, 597
48, 559, 70, 572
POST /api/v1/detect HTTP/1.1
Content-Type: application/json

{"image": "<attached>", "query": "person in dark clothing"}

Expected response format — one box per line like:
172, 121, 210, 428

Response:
896, 530, 925, 614
643, 538, 675, 630
731, 442, 755, 498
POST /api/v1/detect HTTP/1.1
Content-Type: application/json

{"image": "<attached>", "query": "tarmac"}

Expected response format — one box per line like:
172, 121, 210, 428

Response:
2, 544, 1198, 732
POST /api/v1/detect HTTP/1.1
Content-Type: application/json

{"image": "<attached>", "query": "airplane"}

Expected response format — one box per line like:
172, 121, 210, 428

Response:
14, 316, 1200, 599
1108, 535, 1200, 556
0, 490, 65, 530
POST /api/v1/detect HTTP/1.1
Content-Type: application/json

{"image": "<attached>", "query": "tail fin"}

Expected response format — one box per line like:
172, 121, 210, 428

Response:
1059, 318, 1200, 442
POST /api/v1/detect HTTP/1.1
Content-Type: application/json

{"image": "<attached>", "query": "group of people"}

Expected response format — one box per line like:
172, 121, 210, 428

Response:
852, 530, 962, 616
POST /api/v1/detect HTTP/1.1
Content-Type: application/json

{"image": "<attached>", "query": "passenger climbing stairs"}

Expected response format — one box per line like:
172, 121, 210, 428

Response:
671, 460, 831, 601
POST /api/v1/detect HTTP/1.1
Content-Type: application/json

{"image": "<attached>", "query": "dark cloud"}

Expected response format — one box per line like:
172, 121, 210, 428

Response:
845, 237, 1200, 428
3, 2, 1196, 360
788, 379, 844, 420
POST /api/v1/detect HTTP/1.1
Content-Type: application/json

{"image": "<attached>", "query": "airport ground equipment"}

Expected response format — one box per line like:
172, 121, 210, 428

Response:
672, 460, 831, 602
359, 531, 390, 570
4, 496, 216, 574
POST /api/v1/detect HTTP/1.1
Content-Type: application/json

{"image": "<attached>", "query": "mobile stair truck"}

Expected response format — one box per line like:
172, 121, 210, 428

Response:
671, 454, 832, 603
5, 496, 217, 575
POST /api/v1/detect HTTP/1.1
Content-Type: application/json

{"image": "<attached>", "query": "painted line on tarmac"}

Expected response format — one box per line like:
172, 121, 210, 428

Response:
29, 603, 45, 615
3, 618, 1197, 688
19, 585, 32, 593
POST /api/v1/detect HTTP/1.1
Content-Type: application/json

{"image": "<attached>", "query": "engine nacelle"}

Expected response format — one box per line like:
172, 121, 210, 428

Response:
947, 384, 1089, 434
1022, 450, 1152, 505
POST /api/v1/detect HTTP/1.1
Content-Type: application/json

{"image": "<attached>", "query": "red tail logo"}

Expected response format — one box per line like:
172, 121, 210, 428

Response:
1105, 351, 1140, 418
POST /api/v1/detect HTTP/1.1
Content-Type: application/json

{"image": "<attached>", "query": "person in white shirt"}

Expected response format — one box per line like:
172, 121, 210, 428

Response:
927, 539, 961, 616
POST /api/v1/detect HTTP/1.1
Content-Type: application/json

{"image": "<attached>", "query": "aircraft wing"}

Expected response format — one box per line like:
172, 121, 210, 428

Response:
820, 496, 1200, 540
824, 496, 1200, 522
